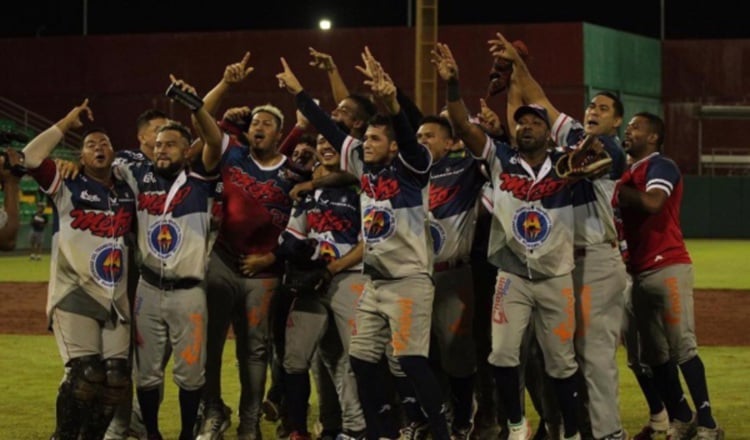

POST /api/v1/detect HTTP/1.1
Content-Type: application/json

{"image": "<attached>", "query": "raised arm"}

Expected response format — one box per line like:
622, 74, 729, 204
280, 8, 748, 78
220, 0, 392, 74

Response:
309, 47, 350, 104
24, 99, 92, 168
169, 75, 223, 172
277, 57, 349, 150
432, 43, 487, 157
201, 51, 255, 116
489, 32, 561, 123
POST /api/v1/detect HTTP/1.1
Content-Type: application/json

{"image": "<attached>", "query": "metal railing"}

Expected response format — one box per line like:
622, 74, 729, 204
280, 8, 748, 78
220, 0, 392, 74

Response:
0, 96, 81, 151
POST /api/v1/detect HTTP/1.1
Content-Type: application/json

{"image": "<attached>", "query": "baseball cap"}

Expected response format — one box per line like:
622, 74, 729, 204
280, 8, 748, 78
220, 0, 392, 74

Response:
513, 104, 550, 128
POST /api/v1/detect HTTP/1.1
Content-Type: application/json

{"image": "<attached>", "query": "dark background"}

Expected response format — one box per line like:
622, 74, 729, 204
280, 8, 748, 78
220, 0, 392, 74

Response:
4, 0, 748, 40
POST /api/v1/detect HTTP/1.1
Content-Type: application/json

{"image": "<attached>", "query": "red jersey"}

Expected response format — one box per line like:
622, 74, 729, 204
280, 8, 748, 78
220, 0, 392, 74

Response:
616, 152, 691, 273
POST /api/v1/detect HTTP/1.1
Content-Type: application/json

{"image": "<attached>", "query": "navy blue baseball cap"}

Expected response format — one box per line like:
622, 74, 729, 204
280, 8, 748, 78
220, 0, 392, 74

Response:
514, 104, 550, 128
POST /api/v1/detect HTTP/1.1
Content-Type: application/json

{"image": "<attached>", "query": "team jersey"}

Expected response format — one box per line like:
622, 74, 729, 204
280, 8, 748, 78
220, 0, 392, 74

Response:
283, 182, 362, 270
113, 158, 216, 281
212, 134, 300, 269
28, 159, 135, 323
428, 148, 486, 264
551, 113, 627, 247
476, 135, 576, 279
617, 152, 691, 273
341, 111, 433, 279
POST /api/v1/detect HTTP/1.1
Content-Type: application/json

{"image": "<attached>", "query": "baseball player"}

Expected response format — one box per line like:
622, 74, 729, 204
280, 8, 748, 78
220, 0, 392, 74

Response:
112, 76, 223, 440
434, 42, 584, 440
616, 112, 724, 440
333, 52, 455, 440
105, 108, 170, 440
272, 132, 367, 440
489, 32, 629, 440
414, 114, 487, 439
194, 54, 302, 440
22, 100, 136, 440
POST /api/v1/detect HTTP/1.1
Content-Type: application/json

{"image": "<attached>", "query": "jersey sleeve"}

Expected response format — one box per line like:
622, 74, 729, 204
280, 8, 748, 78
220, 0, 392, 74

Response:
551, 112, 584, 147
26, 158, 62, 195
645, 157, 681, 197
393, 110, 432, 174
340, 137, 364, 177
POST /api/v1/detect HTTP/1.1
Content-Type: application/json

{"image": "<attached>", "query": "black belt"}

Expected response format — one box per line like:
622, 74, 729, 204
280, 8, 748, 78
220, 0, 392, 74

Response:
433, 259, 468, 273
574, 241, 617, 258
140, 266, 201, 290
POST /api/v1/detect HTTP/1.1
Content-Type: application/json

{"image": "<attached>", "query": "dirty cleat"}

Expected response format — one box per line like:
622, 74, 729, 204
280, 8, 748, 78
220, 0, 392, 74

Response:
695, 426, 725, 440
667, 414, 697, 440
195, 404, 231, 440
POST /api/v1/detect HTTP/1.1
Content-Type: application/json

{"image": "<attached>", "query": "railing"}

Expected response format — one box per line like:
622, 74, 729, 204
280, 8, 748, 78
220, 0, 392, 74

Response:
699, 148, 750, 176
0, 96, 81, 151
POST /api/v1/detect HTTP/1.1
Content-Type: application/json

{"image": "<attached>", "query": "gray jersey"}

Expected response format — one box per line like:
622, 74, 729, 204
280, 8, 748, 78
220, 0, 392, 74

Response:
551, 113, 627, 247
28, 159, 135, 324
341, 121, 433, 279
113, 160, 216, 280
476, 135, 576, 279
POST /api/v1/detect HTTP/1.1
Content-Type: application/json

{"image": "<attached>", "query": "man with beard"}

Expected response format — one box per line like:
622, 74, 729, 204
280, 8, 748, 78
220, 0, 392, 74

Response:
22, 100, 136, 440
113, 76, 223, 440
434, 41, 587, 440
488, 32, 630, 440
194, 53, 305, 440
616, 112, 723, 440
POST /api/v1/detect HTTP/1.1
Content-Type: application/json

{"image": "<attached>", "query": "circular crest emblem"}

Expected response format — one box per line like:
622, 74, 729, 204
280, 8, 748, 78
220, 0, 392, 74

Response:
362, 206, 396, 243
512, 206, 552, 249
318, 240, 341, 262
90, 243, 124, 288
429, 220, 446, 255
147, 220, 181, 258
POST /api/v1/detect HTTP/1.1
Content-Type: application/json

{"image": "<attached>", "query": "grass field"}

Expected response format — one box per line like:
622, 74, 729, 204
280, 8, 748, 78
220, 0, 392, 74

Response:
1, 335, 747, 439
0, 239, 748, 438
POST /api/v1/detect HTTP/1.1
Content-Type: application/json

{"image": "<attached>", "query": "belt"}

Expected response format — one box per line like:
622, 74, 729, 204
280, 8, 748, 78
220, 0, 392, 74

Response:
140, 266, 201, 291
433, 259, 468, 273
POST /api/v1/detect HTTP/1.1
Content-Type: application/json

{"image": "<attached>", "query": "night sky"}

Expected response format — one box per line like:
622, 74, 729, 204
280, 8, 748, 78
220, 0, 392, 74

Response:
3, 0, 748, 40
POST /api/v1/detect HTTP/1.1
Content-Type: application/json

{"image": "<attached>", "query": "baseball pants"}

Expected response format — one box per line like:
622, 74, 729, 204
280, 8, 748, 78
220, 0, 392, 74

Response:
573, 243, 627, 438
134, 278, 206, 391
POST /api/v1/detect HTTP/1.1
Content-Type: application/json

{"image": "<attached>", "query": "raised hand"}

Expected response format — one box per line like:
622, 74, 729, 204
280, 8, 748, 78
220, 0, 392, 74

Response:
58, 99, 93, 132
431, 43, 459, 81
308, 47, 336, 72
488, 32, 519, 63
276, 57, 304, 94
223, 51, 255, 84
477, 98, 503, 137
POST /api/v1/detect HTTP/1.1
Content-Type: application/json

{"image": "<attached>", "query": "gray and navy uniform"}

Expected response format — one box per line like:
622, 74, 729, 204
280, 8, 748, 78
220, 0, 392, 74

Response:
29, 156, 135, 364
475, 134, 578, 380
551, 114, 628, 438
113, 158, 216, 392
342, 114, 434, 362
282, 182, 366, 434
428, 148, 486, 378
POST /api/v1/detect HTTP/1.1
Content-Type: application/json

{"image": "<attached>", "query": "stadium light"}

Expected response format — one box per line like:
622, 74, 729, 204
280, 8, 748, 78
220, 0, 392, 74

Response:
319, 19, 332, 31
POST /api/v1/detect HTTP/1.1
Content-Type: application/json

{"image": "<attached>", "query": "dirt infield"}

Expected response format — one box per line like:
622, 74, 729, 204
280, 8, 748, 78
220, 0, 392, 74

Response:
1, 282, 748, 346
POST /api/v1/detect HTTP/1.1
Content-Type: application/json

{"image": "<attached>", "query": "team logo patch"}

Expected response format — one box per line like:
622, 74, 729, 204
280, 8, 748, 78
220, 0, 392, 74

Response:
429, 220, 446, 255
147, 220, 182, 258
90, 243, 124, 288
512, 206, 551, 249
319, 240, 341, 262
363, 206, 396, 243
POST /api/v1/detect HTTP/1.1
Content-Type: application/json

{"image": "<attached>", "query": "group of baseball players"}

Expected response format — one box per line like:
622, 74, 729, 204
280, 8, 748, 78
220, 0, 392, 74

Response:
24, 31, 723, 440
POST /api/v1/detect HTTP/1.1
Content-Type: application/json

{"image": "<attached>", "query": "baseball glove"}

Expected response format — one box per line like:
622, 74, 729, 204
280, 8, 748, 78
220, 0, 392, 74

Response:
487, 40, 529, 96
555, 135, 613, 179
281, 262, 333, 296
